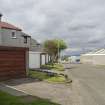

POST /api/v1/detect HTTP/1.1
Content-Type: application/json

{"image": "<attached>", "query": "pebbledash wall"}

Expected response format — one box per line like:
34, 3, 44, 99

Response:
92, 54, 105, 65
80, 49, 105, 65
80, 55, 93, 64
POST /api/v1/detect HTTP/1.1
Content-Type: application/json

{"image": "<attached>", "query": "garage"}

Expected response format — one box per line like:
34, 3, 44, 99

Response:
41, 54, 46, 65
0, 46, 28, 81
29, 52, 48, 69
29, 51, 41, 69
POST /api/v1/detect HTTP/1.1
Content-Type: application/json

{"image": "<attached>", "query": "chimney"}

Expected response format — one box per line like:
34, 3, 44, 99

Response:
0, 13, 3, 22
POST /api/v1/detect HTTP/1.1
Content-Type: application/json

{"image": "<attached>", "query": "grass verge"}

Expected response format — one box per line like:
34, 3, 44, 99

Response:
41, 63, 64, 71
29, 70, 50, 80
29, 70, 67, 83
0, 90, 60, 105
46, 75, 66, 83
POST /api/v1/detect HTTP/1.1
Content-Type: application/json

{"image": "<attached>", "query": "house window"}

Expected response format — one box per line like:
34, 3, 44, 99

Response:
11, 32, 16, 38
24, 36, 27, 43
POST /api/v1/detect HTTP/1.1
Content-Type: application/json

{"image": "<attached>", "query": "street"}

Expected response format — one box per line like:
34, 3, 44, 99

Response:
66, 64, 105, 105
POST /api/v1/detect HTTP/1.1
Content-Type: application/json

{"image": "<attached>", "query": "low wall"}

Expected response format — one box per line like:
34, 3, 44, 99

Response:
80, 55, 93, 64
80, 54, 105, 65
93, 55, 105, 65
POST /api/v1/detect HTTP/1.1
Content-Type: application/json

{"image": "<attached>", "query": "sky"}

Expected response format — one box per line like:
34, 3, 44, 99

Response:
0, 0, 105, 55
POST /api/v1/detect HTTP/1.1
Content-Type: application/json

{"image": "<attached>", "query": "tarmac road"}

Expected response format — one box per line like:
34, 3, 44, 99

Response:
66, 63, 105, 105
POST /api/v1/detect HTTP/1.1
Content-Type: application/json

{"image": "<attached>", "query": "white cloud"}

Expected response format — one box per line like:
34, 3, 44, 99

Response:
65, 48, 82, 52
0, 0, 105, 55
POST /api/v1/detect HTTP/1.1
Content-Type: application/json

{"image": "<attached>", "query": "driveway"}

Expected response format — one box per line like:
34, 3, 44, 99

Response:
2, 78, 72, 105
66, 63, 105, 105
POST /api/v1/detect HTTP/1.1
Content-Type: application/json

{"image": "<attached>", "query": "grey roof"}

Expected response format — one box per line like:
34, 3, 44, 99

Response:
29, 38, 44, 52
81, 49, 105, 56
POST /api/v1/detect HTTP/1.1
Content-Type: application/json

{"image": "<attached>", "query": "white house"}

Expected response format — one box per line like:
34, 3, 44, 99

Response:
29, 39, 50, 69
29, 51, 47, 68
80, 49, 105, 65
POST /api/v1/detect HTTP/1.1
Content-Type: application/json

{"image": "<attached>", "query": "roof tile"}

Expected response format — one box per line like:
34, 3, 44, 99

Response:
0, 22, 22, 31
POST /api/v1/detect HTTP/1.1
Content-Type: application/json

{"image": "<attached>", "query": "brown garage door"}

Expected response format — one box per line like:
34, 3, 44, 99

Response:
0, 46, 28, 81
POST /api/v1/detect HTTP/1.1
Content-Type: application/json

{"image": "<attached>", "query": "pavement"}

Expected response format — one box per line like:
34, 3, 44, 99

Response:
0, 82, 27, 96
66, 63, 105, 105
1, 78, 73, 105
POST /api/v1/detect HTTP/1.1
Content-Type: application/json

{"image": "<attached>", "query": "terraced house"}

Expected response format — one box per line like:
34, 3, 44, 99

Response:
0, 14, 50, 80
0, 14, 30, 80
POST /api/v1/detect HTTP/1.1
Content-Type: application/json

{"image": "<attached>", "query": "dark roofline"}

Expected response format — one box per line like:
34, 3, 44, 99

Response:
21, 32, 31, 37
0, 46, 29, 51
1, 27, 22, 31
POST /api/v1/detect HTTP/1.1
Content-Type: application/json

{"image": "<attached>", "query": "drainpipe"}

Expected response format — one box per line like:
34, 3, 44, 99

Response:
0, 13, 3, 22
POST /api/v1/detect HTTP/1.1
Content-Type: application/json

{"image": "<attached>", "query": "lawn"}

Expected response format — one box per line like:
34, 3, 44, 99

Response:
46, 75, 66, 83
0, 90, 60, 105
29, 70, 67, 83
29, 70, 50, 80
41, 63, 64, 71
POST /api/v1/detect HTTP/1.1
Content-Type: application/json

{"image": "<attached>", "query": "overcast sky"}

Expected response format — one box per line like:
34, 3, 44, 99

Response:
0, 0, 105, 55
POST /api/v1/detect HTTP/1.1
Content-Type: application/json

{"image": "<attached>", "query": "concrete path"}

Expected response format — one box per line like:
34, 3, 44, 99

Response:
2, 78, 73, 105
0, 83, 27, 96
66, 63, 105, 105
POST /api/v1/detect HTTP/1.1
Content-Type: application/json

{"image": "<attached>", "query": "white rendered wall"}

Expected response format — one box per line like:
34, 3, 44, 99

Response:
29, 52, 41, 68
